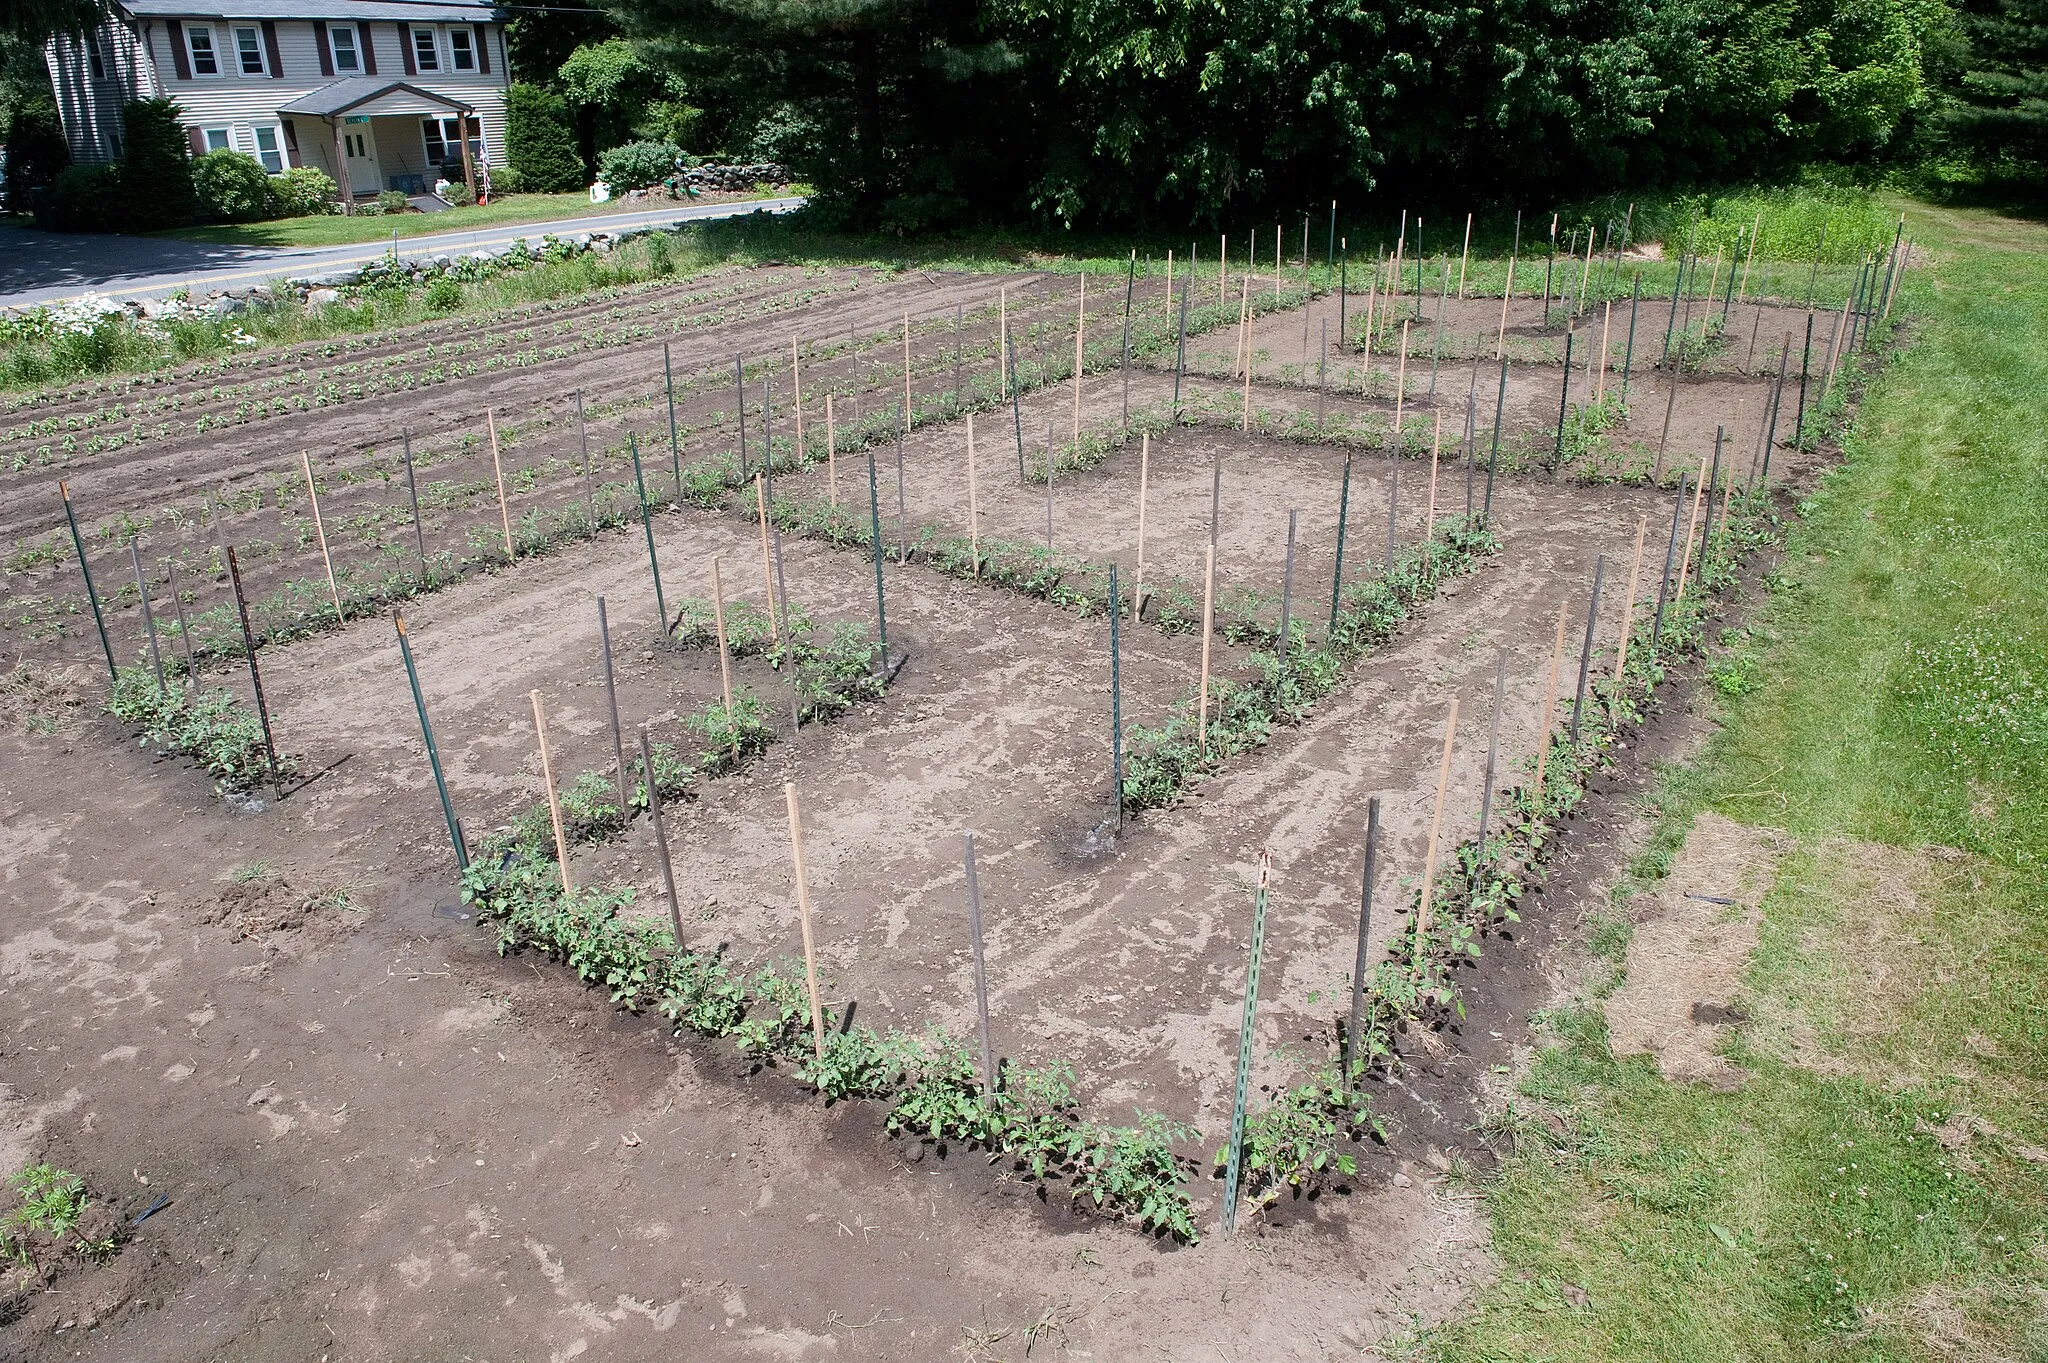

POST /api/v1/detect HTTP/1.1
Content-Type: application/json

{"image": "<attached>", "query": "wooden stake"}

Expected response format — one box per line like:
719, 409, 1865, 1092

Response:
1411, 698, 1459, 971
1362, 253, 1379, 359
1533, 602, 1567, 807
999, 286, 1008, 396
299, 449, 344, 624
755, 473, 777, 641
783, 781, 828, 1061
1458, 212, 1472, 299
1073, 274, 1084, 446
1197, 541, 1216, 756
966, 413, 982, 576
1613, 516, 1647, 691
902, 312, 912, 428
826, 392, 838, 506
1424, 412, 1441, 543
1134, 432, 1151, 615
1737, 210, 1760, 303
1597, 300, 1613, 402
1393, 319, 1410, 435
487, 408, 515, 561
710, 556, 734, 713
1238, 276, 1253, 430
1675, 454, 1709, 602
529, 690, 572, 896
791, 336, 804, 459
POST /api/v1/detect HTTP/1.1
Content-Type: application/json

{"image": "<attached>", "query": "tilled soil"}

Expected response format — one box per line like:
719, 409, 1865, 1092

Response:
0, 264, 1837, 1361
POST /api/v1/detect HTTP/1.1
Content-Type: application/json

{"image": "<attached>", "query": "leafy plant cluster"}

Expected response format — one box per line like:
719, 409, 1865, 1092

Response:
1551, 392, 1628, 474
3, 1164, 116, 1285
461, 815, 1202, 1241
1355, 486, 1783, 1076
1220, 1067, 1383, 1215
1217, 487, 1783, 1213
106, 666, 290, 794
542, 607, 886, 846
1122, 518, 1500, 811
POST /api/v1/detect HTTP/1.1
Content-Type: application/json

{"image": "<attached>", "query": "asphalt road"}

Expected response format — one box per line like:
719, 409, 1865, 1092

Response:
0, 195, 805, 310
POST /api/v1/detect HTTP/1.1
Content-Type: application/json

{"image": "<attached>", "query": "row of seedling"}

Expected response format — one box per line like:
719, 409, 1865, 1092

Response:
1202, 473, 1782, 1229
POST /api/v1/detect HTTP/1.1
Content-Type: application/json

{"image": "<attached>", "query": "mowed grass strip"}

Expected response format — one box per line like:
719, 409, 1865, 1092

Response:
1423, 200, 2048, 1362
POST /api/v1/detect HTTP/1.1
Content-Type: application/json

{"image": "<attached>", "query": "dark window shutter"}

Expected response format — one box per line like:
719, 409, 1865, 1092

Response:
282, 118, 301, 167
474, 25, 489, 74
168, 19, 190, 80
398, 23, 414, 76
186, 125, 204, 158
313, 20, 332, 77
357, 22, 376, 75
262, 20, 283, 78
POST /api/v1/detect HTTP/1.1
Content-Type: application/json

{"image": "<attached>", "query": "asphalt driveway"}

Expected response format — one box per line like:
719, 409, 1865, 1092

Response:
0, 195, 804, 309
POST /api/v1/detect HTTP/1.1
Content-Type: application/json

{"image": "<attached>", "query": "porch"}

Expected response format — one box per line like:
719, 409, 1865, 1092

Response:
279, 78, 482, 209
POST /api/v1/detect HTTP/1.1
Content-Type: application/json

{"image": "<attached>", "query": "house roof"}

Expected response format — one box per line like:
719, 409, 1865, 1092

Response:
278, 75, 473, 116
120, 0, 502, 22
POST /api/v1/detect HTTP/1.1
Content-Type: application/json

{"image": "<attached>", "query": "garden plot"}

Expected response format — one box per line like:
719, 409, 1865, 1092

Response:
1153, 294, 1839, 494
219, 428, 1661, 1153
6, 256, 1794, 1219
0, 267, 1178, 678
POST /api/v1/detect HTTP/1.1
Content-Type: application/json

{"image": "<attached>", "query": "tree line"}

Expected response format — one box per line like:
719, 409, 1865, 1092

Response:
3, 0, 2043, 224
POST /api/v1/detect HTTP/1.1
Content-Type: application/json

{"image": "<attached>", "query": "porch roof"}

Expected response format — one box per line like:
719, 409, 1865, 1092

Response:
278, 77, 473, 119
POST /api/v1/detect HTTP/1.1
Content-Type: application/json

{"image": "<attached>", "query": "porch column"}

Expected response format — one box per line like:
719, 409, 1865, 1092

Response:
457, 105, 477, 203
330, 116, 351, 215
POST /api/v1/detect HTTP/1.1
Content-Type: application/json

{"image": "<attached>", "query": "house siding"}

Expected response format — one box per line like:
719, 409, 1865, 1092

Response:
49, 13, 508, 190
43, 20, 159, 164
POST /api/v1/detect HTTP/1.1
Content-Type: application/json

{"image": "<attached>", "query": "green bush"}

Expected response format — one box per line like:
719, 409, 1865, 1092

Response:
423, 276, 463, 311
598, 139, 678, 192
107, 668, 287, 794
44, 162, 121, 231
486, 163, 523, 194
191, 149, 269, 222
264, 164, 336, 217
505, 83, 584, 193
376, 188, 408, 213
117, 97, 194, 229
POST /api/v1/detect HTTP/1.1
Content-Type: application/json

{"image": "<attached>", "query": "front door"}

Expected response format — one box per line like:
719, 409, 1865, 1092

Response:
342, 122, 380, 196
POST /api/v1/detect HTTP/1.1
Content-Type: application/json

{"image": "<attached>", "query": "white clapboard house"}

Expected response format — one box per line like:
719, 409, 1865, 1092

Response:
43, 0, 514, 205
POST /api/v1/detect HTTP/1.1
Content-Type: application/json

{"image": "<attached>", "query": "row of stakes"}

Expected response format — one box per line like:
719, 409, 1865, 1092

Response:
52, 272, 1778, 1247
47, 196, 1902, 711
375, 376, 1743, 1238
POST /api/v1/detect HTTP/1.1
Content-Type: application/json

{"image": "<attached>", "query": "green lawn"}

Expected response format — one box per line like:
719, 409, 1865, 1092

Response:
1425, 200, 2048, 1361
150, 190, 790, 249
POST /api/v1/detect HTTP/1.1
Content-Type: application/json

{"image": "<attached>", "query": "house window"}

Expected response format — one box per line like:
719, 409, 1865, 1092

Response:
187, 25, 219, 76
412, 27, 439, 72
330, 24, 359, 74
421, 115, 481, 174
253, 126, 284, 173
85, 33, 106, 80
448, 27, 475, 71
234, 26, 264, 75
205, 127, 231, 152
